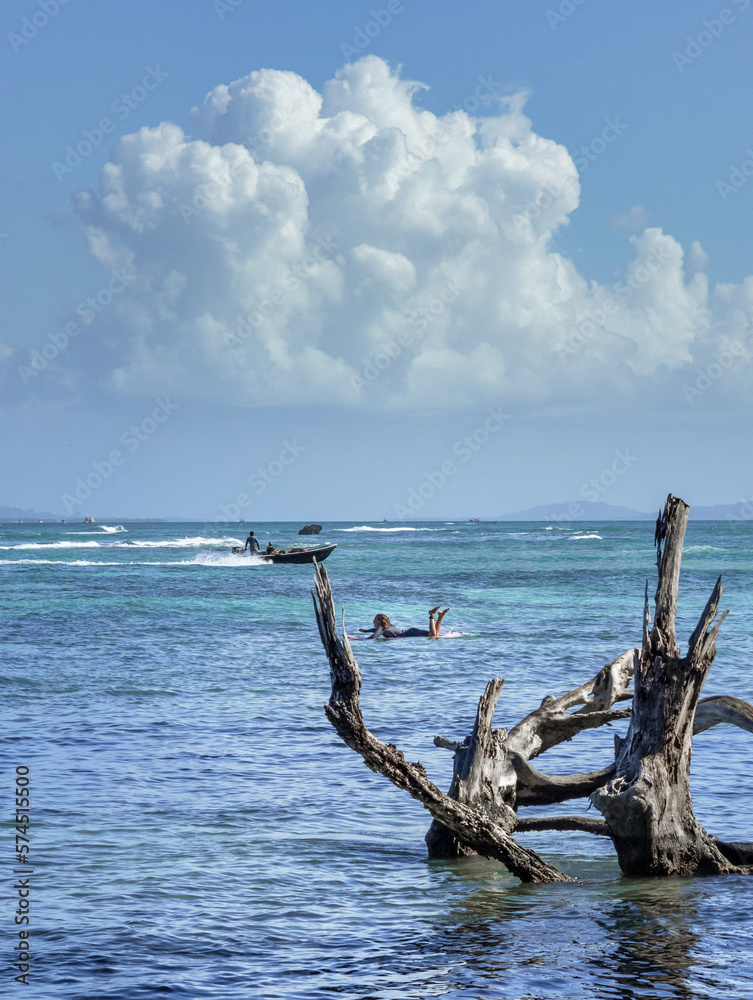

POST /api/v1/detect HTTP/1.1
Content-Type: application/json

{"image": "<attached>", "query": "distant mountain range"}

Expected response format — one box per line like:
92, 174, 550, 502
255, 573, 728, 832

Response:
0, 507, 176, 522
4, 501, 753, 523
499, 500, 753, 521
0, 505, 61, 520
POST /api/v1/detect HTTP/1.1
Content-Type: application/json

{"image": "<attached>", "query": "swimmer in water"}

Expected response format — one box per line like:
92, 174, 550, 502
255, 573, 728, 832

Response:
358, 606, 449, 640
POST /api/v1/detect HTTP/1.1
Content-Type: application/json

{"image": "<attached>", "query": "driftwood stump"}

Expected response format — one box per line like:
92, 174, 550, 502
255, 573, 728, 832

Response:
313, 495, 753, 882
591, 496, 742, 875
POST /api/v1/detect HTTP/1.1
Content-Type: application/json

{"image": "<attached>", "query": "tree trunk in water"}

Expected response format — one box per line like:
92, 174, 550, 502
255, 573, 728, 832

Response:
425, 678, 518, 858
312, 563, 572, 883
591, 495, 743, 876
313, 495, 753, 882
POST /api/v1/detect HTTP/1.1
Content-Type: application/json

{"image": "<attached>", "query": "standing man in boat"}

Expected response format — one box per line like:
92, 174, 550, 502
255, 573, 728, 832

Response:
244, 530, 261, 554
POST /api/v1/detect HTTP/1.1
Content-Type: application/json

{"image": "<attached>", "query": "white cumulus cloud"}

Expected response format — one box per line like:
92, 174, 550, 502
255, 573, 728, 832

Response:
49, 56, 753, 411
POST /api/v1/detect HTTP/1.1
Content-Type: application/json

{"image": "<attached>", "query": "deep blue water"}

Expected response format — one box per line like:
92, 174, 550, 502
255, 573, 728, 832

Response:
3, 518, 753, 999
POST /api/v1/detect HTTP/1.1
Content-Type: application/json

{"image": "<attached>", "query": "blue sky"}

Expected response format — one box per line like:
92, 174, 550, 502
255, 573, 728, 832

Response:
2, 0, 753, 519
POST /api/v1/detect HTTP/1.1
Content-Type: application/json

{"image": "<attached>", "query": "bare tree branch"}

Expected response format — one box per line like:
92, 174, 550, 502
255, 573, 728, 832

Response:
695, 695, 753, 736
511, 755, 616, 807
313, 563, 573, 883
514, 816, 611, 837
506, 649, 637, 760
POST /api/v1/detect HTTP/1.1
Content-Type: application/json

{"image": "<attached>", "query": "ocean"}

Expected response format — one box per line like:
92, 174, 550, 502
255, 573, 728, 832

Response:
3, 518, 753, 999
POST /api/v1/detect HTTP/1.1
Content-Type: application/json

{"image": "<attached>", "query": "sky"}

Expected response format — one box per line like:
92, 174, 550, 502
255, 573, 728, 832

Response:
2, 0, 753, 520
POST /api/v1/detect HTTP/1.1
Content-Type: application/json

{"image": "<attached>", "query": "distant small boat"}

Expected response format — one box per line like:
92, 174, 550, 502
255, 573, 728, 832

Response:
230, 543, 337, 564
468, 518, 499, 524
83, 516, 95, 524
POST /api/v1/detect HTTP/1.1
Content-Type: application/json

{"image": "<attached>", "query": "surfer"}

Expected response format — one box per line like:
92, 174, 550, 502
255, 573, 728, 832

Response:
359, 606, 450, 640
244, 530, 261, 553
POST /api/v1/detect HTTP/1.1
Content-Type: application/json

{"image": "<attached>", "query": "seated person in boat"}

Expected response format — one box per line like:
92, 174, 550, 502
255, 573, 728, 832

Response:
359, 607, 449, 640
244, 531, 261, 553
264, 542, 293, 556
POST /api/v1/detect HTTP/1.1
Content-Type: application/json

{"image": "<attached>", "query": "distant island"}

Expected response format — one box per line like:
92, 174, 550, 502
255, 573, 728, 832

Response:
4, 500, 753, 523
0, 506, 178, 522
0, 505, 62, 521
497, 500, 753, 522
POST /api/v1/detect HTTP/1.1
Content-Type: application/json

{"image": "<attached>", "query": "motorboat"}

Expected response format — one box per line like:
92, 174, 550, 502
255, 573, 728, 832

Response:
230, 543, 337, 564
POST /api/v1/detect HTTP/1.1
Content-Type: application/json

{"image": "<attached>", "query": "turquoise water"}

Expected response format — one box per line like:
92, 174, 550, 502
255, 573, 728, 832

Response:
3, 519, 753, 999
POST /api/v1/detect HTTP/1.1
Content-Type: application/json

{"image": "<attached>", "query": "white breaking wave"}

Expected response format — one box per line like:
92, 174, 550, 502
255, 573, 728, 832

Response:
0, 558, 125, 566
64, 525, 127, 534
111, 536, 243, 548
568, 533, 603, 540
0, 554, 269, 568
3, 536, 243, 550
335, 526, 436, 532
66, 529, 126, 535
188, 552, 271, 567
0, 540, 103, 550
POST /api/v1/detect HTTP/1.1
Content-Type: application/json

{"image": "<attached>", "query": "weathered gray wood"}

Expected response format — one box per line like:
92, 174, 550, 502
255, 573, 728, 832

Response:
514, 816, 611, 837
506, 649, 637, 760
652, 494, 689, 657
591, 494, 744, 876
426, 649, 634, 857
695, 695, 753, 735
714, 840, 753, 865
313, 498, 753, 883
425, 677, 519, 858
312, 563, 572, 883
511, 755, 616, 807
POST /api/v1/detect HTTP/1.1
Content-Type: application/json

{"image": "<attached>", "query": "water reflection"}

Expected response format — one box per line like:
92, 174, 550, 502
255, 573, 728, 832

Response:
417, 857, 743, 999
590, 882, 705, 999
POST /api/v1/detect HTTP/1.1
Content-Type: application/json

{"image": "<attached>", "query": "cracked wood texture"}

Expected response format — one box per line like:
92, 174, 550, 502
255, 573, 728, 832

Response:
591, 494, 744, 876
427, 647, 635, 858
312, 563, 572, 883
312, 502, 753, 882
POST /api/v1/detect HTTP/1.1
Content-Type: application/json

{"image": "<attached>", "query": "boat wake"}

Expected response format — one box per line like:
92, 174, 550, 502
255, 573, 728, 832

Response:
5, 536, 243, 550
0, 555, 271, 568
189, 552, 271, 567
